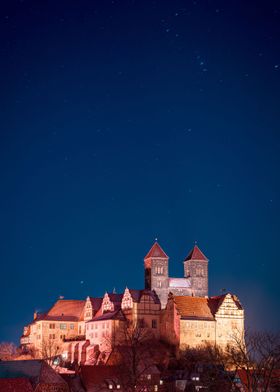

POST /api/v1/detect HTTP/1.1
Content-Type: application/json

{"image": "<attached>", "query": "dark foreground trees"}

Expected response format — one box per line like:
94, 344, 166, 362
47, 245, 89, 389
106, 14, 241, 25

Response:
108, 320, 170, 392
177, 330, 280, 392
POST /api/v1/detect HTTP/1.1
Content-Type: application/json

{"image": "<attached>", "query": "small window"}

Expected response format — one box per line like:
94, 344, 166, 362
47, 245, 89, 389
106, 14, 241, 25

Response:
70, 324, 74, 329
152, 319, 157, 329
138, 319, 145, 328
60, 323, 67, 330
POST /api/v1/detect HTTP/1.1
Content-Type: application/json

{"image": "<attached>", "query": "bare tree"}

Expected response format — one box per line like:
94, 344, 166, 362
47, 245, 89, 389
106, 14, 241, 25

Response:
0, 342, 18, 360
176, 329, 280, 392
40, 338, 62, 365
224, 329, 280, 392
109, 320, 168, 392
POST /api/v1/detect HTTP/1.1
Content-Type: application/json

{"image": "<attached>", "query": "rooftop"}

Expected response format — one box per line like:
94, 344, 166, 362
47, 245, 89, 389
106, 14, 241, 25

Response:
145, 242, 168, 259
184, 245, 208, 262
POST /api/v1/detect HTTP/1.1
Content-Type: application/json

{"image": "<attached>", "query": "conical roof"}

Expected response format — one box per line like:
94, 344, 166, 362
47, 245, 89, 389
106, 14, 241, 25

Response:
184, 245, 208, 261
144, 242, 168, 259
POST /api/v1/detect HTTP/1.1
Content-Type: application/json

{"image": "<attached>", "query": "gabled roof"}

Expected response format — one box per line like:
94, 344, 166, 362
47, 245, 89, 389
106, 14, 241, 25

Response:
184, 245, 208, 261
0, 360, 67, 387
127, 289, 161, 304
89, 309, 126, 322
0, 378, 33, 392
45, 299, 85, 321
80, 365, 121, 388
172, 293, 243, 321
88, 297, 103, 312
145, 242, 168, 259
107, 293, 123, 304
209, 293, 243, 313
173, 296, 215, 320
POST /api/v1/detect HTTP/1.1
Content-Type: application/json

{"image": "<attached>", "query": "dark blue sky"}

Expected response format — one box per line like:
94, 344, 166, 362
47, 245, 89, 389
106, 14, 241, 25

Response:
1, 0, 280, 343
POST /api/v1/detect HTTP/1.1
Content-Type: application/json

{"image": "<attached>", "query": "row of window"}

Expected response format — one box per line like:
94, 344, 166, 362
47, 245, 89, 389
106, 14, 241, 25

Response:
49, 323, 74, 330
154, 266, 164, 275
195, 332, 210, 338
137, 319, 157, 329
109, 384, 162, 391
184, 322, 215, 329
89, 330, 110, 339
86, 321, 110, 330
185, 268, 205, 277
48, 334, 66, 340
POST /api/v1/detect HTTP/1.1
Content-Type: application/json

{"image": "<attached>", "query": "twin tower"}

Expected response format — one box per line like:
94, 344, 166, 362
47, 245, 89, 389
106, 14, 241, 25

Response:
144, 242, 209, 308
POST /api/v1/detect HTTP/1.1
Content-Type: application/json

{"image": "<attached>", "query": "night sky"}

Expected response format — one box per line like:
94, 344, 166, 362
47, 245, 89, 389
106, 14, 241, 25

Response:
1, 0, 280, 344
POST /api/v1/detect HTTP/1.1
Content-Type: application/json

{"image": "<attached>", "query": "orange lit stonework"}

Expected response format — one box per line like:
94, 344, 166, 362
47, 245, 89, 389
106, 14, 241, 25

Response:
20, 242, 244, 362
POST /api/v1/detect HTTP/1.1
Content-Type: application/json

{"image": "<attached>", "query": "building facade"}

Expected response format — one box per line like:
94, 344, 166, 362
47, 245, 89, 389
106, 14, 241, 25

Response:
20, 242, 244, 362
160, 293, 244, 350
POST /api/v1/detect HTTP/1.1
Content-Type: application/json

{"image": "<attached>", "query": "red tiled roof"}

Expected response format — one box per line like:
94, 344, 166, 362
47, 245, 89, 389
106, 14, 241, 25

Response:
128, 289, 161, 304
0, 360, 68, 388
0, 378, 33, 392
173, 296, 215, 320
89, 297, 103, 312
209, 293, 243, 312
184, 245, 208, 261
80, 365, 121, 388
145, 242, 168, 259
90, 309, 126, 322
236, 369, 280, 388
46, 299, 85, 321
108, 293, 123, 304
173, 294, 243, 320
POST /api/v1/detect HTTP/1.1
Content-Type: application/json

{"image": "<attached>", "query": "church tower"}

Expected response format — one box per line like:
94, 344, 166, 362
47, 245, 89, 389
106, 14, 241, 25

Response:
144, 242, 169, 308
184, 245, 208, 297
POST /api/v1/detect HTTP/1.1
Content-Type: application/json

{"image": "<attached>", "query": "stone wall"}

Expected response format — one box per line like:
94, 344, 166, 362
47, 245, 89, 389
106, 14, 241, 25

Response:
179, 319, 216, 349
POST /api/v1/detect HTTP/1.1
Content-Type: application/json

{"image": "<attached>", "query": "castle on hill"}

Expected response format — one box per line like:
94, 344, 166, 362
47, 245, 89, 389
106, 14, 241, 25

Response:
21, 242, 244, 364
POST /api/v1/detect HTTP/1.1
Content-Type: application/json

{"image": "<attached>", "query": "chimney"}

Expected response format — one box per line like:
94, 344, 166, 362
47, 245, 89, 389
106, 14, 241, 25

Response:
34, 311, 37, 320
